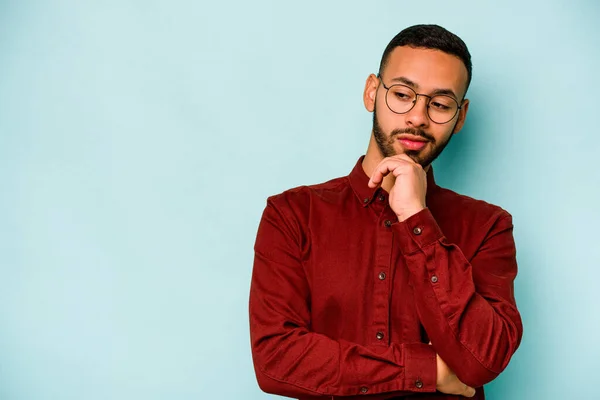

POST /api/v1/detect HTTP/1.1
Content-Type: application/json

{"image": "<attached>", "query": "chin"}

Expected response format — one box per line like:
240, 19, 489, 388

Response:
404, 151, 428, 166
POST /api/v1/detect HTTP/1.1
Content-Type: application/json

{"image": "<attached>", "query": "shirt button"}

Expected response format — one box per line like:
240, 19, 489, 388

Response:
415, 379, 423, 389
376, 331, 384, 340
384, 220, 392, 228
413, 226, 422, 235
363, 197, 370, 204
378, 195, 385, 202
431, 275, 438, 283
378, 271, 386, 280
360, 386, 368, 394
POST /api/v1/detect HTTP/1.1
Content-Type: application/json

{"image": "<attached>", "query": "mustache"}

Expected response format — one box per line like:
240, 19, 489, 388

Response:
390, 128, 436, 143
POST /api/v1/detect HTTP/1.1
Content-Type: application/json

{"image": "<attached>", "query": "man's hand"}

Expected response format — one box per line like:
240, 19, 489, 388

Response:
436, 352, 476, 397
367, 155, 427, 222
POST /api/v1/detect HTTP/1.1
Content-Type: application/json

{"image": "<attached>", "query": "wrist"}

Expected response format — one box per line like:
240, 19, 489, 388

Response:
396, 206, 425, 222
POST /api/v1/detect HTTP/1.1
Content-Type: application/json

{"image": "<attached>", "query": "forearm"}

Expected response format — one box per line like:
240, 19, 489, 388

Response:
251, 326, 436, 397
411, 277, 521, 387
250, 264, 437, 397
394, 209, 523, 387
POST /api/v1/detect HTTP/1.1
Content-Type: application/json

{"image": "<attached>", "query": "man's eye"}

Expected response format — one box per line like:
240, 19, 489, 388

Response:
395, 92, 411, 99
430, 101, 450, 110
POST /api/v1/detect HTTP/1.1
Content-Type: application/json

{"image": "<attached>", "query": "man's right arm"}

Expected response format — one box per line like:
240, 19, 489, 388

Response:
249, 196, 438, 398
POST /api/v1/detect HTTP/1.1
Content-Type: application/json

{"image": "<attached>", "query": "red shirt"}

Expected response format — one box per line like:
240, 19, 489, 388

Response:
249, 156, 522, 400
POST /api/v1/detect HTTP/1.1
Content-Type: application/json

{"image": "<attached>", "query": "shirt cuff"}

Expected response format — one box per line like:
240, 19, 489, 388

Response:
392, 208, 444, 255
402, 342, 437, 392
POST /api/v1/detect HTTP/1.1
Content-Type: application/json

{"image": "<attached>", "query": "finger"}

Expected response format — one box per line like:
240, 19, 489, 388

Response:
368, 158, 411, 187
391, 165, 409, 178
462, 385, 476, 398
393, 154, 426, 175
395, 153, 418, 164
368, 161, 396, 188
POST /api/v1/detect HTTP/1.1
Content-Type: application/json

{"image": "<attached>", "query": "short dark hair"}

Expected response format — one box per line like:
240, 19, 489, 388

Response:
378, 24, 472, 95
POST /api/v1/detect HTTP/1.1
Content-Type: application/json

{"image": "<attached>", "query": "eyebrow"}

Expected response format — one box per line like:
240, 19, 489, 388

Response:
389, 76, 459, 99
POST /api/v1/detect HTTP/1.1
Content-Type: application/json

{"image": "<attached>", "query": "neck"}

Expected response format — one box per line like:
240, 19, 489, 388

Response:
362, 132, 431, 193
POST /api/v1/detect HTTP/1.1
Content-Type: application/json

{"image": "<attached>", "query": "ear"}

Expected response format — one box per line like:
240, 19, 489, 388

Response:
452, 98, 470, 134
363, 73, 379, 112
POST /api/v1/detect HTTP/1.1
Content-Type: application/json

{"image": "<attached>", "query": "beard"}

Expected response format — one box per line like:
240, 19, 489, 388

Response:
372, 106, 457, 168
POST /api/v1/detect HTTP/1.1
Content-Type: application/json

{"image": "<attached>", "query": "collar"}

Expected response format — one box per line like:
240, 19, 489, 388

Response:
348, 155, 439, 207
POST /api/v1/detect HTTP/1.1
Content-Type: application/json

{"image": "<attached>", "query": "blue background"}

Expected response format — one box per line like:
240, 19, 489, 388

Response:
1, 1, 599, 399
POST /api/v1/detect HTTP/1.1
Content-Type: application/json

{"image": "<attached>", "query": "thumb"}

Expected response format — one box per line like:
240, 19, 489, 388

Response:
463, 385, 476, 398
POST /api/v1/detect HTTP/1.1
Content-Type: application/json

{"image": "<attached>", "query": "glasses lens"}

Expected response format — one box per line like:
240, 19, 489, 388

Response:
427, 95, 459, 124
385, 85, 416, 114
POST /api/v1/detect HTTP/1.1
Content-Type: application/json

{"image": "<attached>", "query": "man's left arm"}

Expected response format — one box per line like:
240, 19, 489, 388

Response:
393, 208, 523, 388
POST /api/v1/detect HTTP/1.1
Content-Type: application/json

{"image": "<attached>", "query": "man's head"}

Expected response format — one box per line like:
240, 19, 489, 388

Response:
363, 24, 472, 167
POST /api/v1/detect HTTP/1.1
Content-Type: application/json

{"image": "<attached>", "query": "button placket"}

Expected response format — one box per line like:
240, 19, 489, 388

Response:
372, 214, 393, 346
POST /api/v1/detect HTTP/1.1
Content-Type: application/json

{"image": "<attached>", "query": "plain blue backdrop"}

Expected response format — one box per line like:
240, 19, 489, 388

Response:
0, 1, 599, 399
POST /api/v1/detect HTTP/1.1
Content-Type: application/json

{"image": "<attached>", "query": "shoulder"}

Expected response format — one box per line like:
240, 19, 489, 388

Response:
431, 185, 513, 228
265, 175, 350, 213
258, 176, 349, 249
429, 186, 515, 256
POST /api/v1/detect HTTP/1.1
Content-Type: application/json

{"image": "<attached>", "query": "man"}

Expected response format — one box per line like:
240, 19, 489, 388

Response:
249, 24, 522, 399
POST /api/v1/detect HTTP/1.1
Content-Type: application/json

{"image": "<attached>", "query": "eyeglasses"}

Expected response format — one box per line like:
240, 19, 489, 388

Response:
378, 75, 462, 124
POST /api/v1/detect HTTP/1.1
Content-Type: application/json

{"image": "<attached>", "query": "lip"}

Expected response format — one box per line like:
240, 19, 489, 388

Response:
397, 135, 428, 151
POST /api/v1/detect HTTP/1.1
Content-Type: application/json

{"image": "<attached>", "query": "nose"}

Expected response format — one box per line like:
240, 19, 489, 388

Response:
404, 95, 430, 128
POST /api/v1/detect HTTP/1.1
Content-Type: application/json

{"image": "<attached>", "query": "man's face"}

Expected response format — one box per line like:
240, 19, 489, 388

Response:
365, 46, 470, 167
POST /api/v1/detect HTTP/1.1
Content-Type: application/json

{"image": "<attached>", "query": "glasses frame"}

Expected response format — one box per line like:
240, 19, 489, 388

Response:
377, 74, 463, 124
